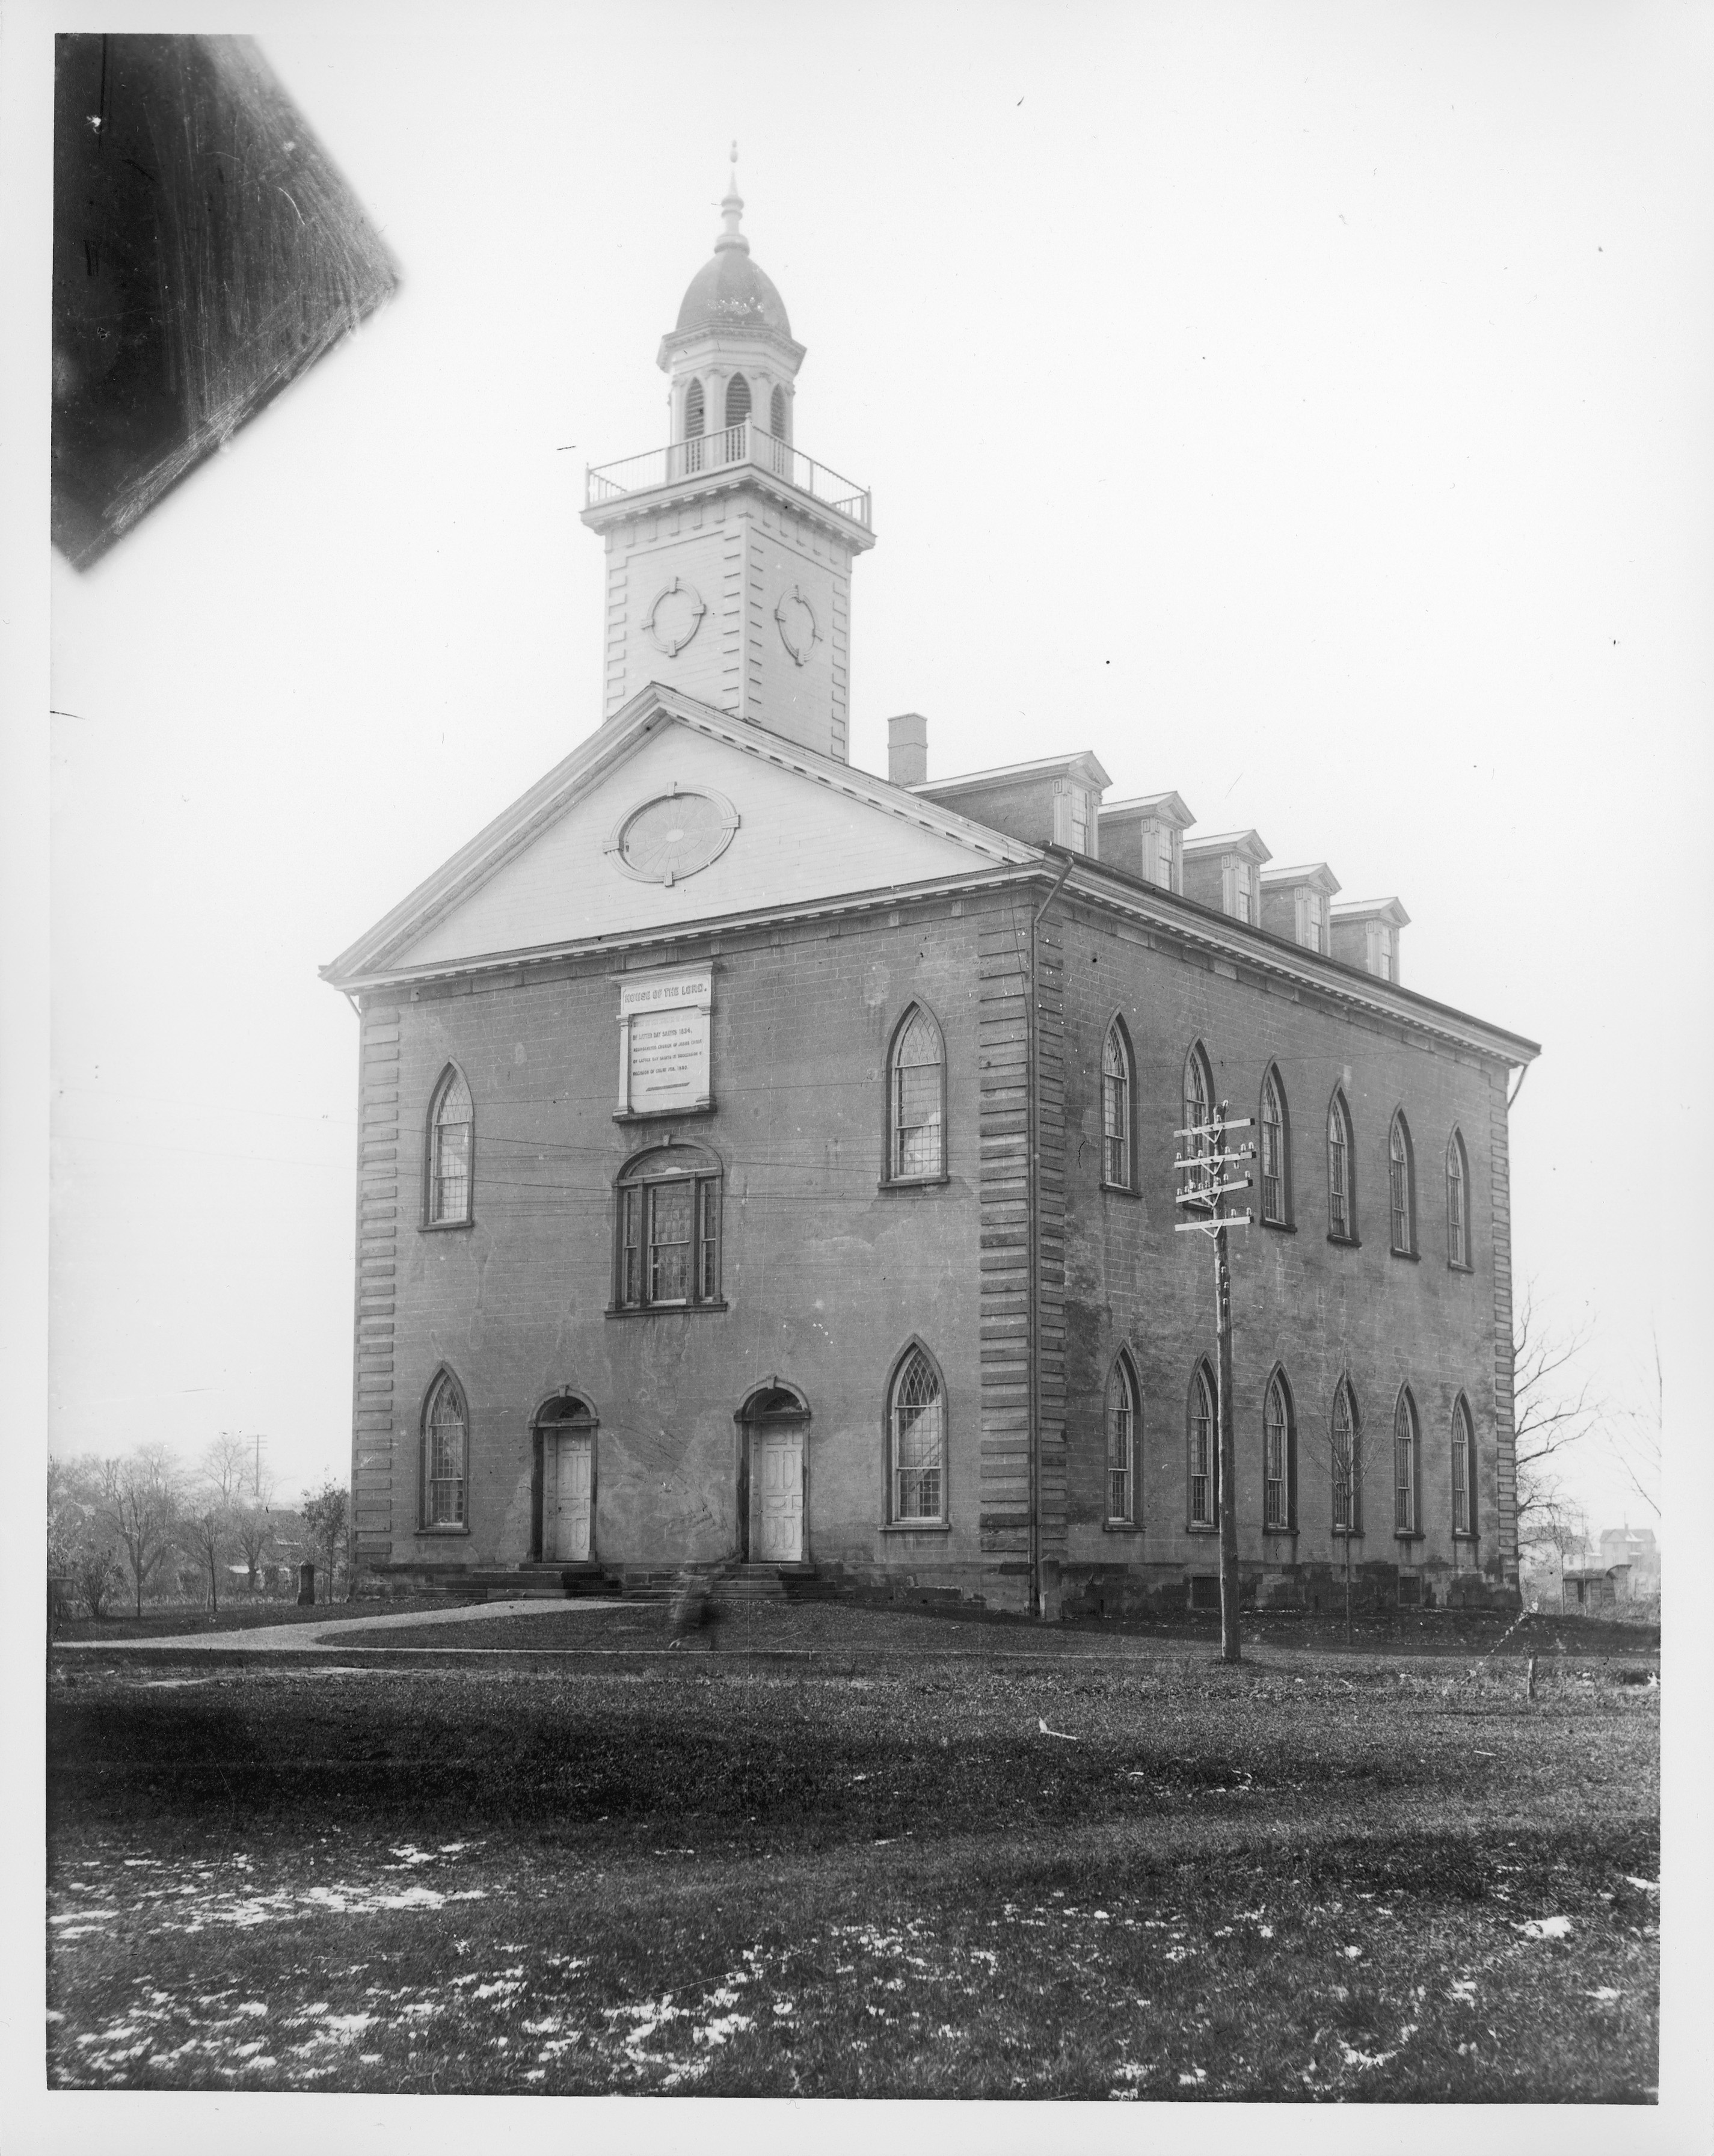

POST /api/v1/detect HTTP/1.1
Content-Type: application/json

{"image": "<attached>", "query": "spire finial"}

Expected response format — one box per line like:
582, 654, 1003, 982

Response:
716, 140, 748, 254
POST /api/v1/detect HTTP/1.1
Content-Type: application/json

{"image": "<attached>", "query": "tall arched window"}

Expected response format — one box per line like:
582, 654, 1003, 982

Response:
614, 1144, 722, 1310
1263, 1370, 1295, 1532
1180, 1043, 1214, 1199
1446, 1129, 1470, 1268
1331, 1380, 1360, 1535
1327, 1090, 1355, 1242
1102, 1020, 1133, 1190
683, 377, 705, 438
888, 1345, 946, 1523
1452, 1394, 1478, 1537
1105, 1353, 1140, 1524
769, 384, 787, 439
1259, 1066, 1290, 1224
1393, 1388, 1421, 1534
422, 1371, 468, 1529
426, 1065, 474, 1226
886, 1004, 945, 1182
1389, 1112, 1416, 1254
1188, 1362, 1217, 1528
725, 372, 751, 428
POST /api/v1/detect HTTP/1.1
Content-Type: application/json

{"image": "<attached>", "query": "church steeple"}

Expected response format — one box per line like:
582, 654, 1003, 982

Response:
582, 158, 875, 764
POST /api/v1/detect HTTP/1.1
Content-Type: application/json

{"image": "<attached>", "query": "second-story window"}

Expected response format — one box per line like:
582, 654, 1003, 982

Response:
614, 1145, 722, 1311
1327, 1090, 1355, 1241
427, 1065, 474, 1226
1260, 1066, 1289, 1224
1102, 1020, 1133, 1189
1180, 1043, 1214, 1199
1389, 1111, 1416, 1254
1446, 1128, 1470, 1267
887, 1005, 946, 1182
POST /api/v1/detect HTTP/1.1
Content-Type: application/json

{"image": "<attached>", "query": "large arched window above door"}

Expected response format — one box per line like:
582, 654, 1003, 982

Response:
887, 1344, 946, 1525
426, 1064, 474, 1226
885, 1004, 946, 1183
613, 1144, 723, 1310
421, 1369, 468, 1529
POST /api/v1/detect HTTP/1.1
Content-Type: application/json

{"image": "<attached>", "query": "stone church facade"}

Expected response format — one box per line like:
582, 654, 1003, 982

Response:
325, 162, 1536, 1617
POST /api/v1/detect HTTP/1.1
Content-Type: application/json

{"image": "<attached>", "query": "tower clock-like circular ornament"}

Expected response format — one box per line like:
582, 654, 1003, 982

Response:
774, 584, 819, 668
645, 578, 707, 658
604, 785, 740, 886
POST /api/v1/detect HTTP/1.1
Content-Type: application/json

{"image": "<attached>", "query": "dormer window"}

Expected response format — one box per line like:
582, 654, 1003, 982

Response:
1232, 862, 1253, 921
1146, 823, 1178, 891
1372, 924, 1393, 979
1297, 888, 1326, 952
1069, 790, 1089, 853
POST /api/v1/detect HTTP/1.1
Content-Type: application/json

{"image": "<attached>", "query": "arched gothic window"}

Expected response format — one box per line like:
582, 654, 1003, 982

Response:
886, 1005, 945, 1182
427, 1065, 473, 1226
684, 376, 705, 438
1263, 1370, 1295, 1532
422, 1371, 468, 1528
889, 1346, 946, 1523
725, 372, 751, 428
1393, 1389, 1421, 1534
1102, 1020, 1133, 1190
1452, 1395, 1478, 1537
614, 1144, 722, 1310
769, 384, 787, 439
1327, 1090, 1355, 1242
1446, 1128, 1470, 1268
1389, 1111, 1416, 1255
1179, 1043, 1215, 1199
1188, 1362, 1217, 1528
1105, 1353, 1140, 1524
1260, 1066, 1290, 1224
1331, 1380, 1361, 1535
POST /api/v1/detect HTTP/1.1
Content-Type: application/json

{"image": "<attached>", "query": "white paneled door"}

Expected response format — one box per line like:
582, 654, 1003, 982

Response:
545, 1431, 593, 1563
754, 1428, 804, 1564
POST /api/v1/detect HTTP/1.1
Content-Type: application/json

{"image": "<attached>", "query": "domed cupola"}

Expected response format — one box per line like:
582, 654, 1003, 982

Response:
657, 146, 806, 447
584, 149, 873, 766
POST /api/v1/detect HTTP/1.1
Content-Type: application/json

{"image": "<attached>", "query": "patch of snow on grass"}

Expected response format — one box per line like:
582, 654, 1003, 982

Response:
1514, 1916, 1573, 1941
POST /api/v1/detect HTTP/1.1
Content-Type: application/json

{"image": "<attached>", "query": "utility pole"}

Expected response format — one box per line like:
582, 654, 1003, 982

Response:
1175, 1099, 1254, 1665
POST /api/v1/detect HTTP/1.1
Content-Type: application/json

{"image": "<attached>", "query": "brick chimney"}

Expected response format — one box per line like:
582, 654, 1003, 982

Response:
887, 712, 929, 788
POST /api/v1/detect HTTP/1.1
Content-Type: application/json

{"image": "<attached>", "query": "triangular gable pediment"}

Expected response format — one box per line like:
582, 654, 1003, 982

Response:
323, 686, 1034, 984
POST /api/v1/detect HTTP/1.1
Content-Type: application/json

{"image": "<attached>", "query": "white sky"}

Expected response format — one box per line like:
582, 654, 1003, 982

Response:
12, 0, 1713, 1534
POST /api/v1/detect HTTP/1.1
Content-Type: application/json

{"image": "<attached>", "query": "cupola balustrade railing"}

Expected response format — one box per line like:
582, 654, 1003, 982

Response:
586, 420, 871, 529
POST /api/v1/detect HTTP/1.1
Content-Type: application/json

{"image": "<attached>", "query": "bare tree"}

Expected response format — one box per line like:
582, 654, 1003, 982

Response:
204, 1433, 277, 1592
180, 1494, 235, 1617
1511, 1288, 1603, 1555
49, 1455, 126, 1618
1609, 1331, 1663, 1520
301, 1481, 351, 1604
100, 1446, 185, 1619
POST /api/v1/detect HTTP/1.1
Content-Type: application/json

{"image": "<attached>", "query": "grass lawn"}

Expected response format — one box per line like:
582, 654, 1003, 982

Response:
46, 1634, 1658, 2099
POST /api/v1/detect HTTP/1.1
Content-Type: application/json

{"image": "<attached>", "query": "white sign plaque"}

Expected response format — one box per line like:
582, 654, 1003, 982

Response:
616, 966, 712, 1114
